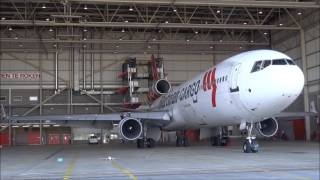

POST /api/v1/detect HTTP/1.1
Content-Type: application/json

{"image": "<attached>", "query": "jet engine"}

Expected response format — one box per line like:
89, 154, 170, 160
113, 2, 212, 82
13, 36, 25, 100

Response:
255, 118, 279, 137
148, 79, 171, 101
118, 117, 143, 141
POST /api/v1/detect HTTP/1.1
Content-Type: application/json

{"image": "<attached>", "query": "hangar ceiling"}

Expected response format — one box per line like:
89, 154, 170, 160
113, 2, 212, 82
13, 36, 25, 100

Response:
1, 0, 319, 54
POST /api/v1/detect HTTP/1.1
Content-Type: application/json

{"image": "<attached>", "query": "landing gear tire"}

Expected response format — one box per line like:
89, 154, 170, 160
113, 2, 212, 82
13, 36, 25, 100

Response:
137, 139, 145, 148
146, 138, 156, 148
243, 139, 259, 153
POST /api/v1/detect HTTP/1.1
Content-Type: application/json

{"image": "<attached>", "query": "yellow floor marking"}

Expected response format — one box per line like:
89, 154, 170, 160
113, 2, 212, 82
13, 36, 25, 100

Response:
111, 160, 138, 180
63, 154, 78, 180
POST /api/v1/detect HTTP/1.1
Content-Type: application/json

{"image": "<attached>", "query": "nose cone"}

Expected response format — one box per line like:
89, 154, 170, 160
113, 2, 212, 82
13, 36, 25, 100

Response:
240, 65, 305, 116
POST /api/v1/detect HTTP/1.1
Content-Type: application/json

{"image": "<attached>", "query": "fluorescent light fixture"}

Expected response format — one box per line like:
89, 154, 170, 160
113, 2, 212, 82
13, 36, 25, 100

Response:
29, 96, 38, 101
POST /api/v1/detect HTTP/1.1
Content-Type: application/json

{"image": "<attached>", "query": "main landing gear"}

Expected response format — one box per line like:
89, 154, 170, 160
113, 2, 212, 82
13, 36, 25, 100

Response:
211, 127, 229, 146
176, 131, 189, 147
243, 123, 259, 153
137, 138, 156, 148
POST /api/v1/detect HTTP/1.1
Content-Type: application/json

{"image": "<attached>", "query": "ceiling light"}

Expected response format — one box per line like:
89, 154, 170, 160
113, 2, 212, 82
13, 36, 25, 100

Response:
42, 4, 46, 9
83, 29, 87, 32
186, 39, 190, 42
297, 12, 302, 15
1, 17, 5, 20
165, 21, 169, 24
49, 28, 53, 32
119, 38, 122, 41
148, 45, 151, 49
116, 45, 119, 48
173, 9, 177, 12
210, 46, 213, 49
53, 44, 57, 47
121, 29, 125, 33
239, 46, 243, 49
279, 23, 283, 26
216, 10, 221, 13
243, 22, 247, 25
250, 40, 254, 43
124, 20, 128, 23
258, 11, 263, 14
219, 39, 223, 42
195, 31, 198, 34
205, 21, 208, 24
8, 27, 12, 31
19, 44, 23, 47
14, 36, 18, 39
46, 18, 50, 21
129, 7, 133, 11
83, 37, 87, 41
84, 5, 88, 10
152, 38, 156, 41
113, 51, 118, 54
83, 45, 87, 48
263, 32, 268, 35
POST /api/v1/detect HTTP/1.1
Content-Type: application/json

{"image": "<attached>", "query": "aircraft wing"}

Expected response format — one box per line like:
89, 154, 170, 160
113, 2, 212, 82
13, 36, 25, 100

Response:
9, 111, 171, 125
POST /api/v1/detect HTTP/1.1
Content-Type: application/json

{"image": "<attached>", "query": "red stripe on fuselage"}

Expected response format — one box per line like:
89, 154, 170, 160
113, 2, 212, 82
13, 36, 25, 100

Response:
206, 70, 212, 90
211, 68, 217, 107
203, 72, 208, 91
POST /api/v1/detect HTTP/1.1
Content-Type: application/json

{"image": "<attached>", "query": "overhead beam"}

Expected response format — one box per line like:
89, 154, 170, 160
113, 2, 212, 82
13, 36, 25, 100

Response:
0, 20, 301, 30
0, 38, 269, 45
2, 0, 320, 8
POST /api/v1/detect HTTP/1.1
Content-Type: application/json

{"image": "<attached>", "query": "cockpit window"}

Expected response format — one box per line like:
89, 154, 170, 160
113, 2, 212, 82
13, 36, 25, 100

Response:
272, 59, 287, 65
251, 61, 263, 73
286, 59, 295, 65
262, 60, 271, 68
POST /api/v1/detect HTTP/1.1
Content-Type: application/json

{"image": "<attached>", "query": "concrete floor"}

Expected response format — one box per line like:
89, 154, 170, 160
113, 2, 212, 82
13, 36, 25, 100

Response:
1, 140, 319, 180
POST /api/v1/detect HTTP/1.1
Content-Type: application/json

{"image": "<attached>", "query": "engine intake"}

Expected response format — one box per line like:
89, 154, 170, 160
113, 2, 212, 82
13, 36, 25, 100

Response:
119, 117, 143, 141
256, 118, 278, 137
148, 79, 171, 101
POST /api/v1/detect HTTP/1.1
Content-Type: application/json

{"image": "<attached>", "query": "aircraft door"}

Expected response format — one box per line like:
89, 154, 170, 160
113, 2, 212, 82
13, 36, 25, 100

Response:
230, 63, 241, 92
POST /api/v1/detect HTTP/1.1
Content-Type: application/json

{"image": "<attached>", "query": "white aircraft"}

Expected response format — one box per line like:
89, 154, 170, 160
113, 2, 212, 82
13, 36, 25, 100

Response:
5, 49, 305, 153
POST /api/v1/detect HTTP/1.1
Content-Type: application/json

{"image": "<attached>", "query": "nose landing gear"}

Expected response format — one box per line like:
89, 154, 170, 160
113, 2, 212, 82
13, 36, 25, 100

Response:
243, 123, 259, 153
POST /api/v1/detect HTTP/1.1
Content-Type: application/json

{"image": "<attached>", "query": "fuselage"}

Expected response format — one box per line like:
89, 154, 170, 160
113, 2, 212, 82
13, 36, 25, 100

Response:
151, 50, 304, 130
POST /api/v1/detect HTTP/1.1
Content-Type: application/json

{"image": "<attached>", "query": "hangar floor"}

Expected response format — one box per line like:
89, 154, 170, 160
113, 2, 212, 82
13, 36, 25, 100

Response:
1, 140, 319, 180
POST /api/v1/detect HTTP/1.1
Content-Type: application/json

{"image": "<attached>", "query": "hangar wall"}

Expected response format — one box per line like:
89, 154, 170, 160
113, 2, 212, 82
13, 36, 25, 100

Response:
271, 10, 320, 140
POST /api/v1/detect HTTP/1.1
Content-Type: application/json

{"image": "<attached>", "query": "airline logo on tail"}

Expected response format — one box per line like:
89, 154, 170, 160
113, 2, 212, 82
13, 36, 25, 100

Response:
203, 68, 217, 107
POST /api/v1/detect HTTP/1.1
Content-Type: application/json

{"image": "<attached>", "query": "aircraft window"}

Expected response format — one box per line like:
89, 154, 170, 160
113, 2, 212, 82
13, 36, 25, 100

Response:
272, 59, 287, 65
251, 61, 263, 73
222, 76, 225, 82
286, 59, 295, 65
225, 76, 228, 81
262, 60, 271, 69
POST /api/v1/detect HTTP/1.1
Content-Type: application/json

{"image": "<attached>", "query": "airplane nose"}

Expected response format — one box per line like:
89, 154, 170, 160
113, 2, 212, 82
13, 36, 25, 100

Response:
240, 65, 305, 116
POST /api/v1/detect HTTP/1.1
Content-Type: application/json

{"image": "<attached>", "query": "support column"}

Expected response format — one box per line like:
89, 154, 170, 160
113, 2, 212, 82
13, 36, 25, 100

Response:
8, 89, 12, 146
300, 29, 311, 141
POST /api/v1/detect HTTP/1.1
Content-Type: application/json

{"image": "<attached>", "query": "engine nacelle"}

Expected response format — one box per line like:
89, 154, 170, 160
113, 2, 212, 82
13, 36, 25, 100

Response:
256, 118, 279, 137
118, 117, 143, 141
148, 79, 171, 101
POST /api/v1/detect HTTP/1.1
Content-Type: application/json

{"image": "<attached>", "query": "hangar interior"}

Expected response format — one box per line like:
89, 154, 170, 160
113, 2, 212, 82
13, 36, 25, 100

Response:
0, 0, 319, 146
